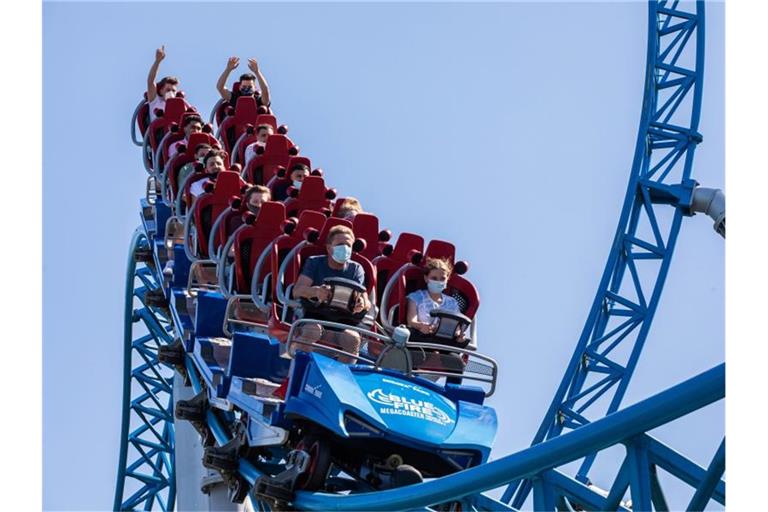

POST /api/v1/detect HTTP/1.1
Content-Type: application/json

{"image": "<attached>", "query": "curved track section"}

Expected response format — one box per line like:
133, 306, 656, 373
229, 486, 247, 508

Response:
505, 1, 709, 506
114, 230, 177, 511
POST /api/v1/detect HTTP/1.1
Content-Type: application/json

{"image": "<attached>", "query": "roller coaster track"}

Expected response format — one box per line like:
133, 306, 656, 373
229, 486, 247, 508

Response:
115, 1, 724, 510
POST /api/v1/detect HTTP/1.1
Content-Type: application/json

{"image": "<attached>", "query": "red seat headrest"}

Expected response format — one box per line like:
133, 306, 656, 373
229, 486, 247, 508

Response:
255, 114, 278, 132
234, 95, 259, 121
424, 239, 455, 264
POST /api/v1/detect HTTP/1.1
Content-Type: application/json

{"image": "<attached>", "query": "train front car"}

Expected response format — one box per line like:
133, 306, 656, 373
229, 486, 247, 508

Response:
260, 320, 498, 495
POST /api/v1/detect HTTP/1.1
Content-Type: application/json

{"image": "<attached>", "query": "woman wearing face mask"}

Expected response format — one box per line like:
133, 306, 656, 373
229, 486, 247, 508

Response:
146, 46, 180, 122
216, 56, 271, 110
291, 225, 371, 362
406, 257, 460, 336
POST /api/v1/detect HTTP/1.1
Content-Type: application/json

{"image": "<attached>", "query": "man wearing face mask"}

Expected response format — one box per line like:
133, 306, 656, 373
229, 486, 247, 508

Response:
272, 163, 310, 201
292, 225, 371, 361
146, 45, 180, 122
216, 56, 272, 111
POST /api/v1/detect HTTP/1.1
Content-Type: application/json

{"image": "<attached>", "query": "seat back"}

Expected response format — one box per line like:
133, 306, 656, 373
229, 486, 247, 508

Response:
352, 213, 385, 261
243, 134, 296, 185
232, 201, 287, 293
282, 175, 334, 217
166, 133, 221, 200
373, 232, 425, 305
190, 171, 246, 258
219, 96, 260, 154
147, 97, 188, 151
232, 114, 281, 165
269, 216, 377, 340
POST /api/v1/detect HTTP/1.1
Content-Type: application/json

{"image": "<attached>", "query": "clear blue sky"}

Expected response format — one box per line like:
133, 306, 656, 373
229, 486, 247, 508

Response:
43, 2, 724, 510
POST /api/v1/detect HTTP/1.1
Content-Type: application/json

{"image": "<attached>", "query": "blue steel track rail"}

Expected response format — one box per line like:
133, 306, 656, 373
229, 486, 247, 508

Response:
504, 1, 710, 506
114, 230, 177, 512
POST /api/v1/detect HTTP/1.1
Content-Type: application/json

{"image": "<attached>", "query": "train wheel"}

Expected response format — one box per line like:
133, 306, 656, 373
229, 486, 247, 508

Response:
294, 436, 331, 491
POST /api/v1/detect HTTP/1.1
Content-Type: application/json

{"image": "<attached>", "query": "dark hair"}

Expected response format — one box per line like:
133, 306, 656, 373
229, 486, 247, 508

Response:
182, 114, 203, 128
256, 124, 272, 134
194, 143, 212, 154
239, 73, 257, 82
291, 163, 310, 173
157, 76, 179, 89
203, 149, 226, 167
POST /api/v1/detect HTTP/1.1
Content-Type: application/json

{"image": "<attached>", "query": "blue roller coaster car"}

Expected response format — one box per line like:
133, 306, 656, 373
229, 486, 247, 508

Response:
191, 310, 498, 496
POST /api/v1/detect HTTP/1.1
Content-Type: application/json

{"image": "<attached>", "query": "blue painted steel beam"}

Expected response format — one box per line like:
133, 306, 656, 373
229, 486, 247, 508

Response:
686, 438, 725, 511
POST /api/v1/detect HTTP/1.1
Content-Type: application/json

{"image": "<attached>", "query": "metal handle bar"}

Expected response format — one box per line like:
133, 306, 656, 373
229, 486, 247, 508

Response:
207, 209, 234, 266
209, 98, 225, 127
275, 241, 308, 307
141, 131, 153, 174
379, 263, 420, 332
130, 99, 145, 146
216, 224, 249, 298
251, 240, 278, 311
182, 196, 200, 262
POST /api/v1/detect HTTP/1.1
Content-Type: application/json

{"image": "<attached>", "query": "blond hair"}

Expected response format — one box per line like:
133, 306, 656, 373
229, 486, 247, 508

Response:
339, 197, 362, 213
326, 225, 355, 245
424, 257, 453, 278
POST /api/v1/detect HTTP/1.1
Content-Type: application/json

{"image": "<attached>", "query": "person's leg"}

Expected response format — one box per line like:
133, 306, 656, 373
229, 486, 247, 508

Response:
332, 329, 362, 364
292, 322, 323, 355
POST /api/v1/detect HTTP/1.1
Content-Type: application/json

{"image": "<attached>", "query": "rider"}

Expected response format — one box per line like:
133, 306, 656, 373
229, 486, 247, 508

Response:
336, 197, 363, 221
168, 114, 204, 159
216, 56, 271, 110
243, 123, 275, 166
189, 149, 226, 197
146, 46, 180, 122
273, 162, 310, 201
406, 257, 460, 338
177, 143, 212, 193
291, 225, 371, 361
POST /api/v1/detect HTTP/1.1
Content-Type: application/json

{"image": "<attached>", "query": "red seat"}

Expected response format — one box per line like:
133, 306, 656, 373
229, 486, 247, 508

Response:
372, 232, 424, 304
218, 96, 260, 155
351, 213, 390, 261
268, 156, 311, 199
189, 171, 247, 259
146, 98, 188, 152
263, 212, 333, 340
243, 134, 297, 185
209, 196, 247, 260
231, 114, 282, 165
282, 175, 335, 218
268, 217, 376, 341
165, 132, 221, 203
381, 239, 480, 334
232, 202, 287, 294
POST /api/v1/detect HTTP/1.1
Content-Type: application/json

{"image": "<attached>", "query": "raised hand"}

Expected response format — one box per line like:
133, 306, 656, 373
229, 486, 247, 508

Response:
247, 58, 260, 73
155, 45, 166, 62
227, 56, 240, 70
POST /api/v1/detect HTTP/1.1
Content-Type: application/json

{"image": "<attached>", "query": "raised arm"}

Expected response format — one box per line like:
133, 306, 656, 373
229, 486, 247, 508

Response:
217, 56, 240, 101
146, 46, 166, 102
248, 58, 271, 107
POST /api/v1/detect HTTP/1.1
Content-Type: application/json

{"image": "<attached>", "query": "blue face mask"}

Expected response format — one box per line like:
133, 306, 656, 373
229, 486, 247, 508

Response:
427, 279, 447, 294
331, 244, 352, 264
293, 180, 303, 190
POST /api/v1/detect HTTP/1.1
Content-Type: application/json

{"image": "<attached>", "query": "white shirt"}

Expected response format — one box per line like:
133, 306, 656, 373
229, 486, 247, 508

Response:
243, 141, 266, 166
189, 179, 208, 197
168, 139, 185, 160
407, 289, 460, 324
148, 95, 166, 122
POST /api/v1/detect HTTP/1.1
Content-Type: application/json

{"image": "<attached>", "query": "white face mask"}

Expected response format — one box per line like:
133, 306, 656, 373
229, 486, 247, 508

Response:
163, 90, 176, 100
